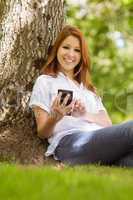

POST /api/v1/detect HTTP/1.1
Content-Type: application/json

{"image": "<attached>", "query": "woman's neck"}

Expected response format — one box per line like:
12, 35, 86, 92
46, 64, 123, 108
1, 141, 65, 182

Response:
60, 70, 74, 80
59, 70, 80, 87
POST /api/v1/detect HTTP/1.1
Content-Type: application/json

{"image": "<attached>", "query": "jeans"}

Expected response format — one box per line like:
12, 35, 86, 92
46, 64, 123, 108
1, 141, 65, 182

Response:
54, 120, 133, 167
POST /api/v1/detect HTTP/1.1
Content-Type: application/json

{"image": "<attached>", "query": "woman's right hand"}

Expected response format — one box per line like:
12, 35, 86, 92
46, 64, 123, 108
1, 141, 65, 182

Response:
50, 92, 73, 122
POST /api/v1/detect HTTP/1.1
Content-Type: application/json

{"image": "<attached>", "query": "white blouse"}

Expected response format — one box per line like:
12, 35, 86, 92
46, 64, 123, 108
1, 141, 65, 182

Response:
29, 72, 106, 158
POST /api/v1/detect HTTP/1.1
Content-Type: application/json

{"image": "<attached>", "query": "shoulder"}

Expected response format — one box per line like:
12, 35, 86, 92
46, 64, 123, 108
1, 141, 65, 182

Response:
85, 87, 97, 97
85, 87, 103, 101
34, 74, 56, 85
36, 74, 55, 81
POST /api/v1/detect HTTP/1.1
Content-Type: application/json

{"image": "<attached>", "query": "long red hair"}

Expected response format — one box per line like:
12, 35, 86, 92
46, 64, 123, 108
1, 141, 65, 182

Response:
41, 25, 96, 93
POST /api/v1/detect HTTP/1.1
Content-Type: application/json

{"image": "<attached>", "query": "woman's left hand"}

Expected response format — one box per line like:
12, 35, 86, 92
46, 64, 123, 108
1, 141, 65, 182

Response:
71, 99, 87, 117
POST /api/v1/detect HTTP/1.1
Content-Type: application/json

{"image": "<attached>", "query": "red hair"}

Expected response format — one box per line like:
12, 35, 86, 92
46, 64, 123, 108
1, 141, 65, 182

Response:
41, 25, 96, 93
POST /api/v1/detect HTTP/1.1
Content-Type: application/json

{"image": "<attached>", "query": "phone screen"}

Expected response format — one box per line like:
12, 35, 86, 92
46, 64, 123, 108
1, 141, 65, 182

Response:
58, 89, 73, 106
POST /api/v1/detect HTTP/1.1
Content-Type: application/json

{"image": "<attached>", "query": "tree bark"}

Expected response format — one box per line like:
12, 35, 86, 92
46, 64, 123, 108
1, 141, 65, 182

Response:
0, 0, 65, 164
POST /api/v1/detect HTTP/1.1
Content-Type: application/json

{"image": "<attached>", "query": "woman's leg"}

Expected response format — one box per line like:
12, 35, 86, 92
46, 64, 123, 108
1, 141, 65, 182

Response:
113, 151, 133, 167
54, 120, 133, 166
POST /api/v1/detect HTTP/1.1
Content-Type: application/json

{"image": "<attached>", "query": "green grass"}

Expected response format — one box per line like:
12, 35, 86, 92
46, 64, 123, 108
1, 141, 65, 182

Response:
0, 163, 133, 200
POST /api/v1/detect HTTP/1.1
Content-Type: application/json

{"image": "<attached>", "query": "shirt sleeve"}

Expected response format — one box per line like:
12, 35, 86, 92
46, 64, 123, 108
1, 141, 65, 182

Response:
29, 75, 51, 113
95, 96, 107, 112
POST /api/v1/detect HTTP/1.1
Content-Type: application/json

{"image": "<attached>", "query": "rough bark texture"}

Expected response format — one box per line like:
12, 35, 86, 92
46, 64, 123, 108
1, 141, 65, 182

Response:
0, 0, 65, 165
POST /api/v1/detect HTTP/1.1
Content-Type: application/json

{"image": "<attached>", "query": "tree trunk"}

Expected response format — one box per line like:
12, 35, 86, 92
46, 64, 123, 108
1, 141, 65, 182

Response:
0, 0, 65, 164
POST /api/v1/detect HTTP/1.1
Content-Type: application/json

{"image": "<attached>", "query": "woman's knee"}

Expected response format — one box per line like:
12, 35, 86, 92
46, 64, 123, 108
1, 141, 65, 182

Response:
125, 120, 133, 129
123, 120, 133, 136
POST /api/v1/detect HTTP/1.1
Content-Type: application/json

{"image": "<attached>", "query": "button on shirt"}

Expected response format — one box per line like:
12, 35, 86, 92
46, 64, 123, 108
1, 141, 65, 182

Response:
29, 72, 106, 158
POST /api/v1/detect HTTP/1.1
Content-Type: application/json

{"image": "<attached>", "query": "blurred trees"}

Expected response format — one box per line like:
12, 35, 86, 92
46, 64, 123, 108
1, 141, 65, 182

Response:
66, 0, 133, 122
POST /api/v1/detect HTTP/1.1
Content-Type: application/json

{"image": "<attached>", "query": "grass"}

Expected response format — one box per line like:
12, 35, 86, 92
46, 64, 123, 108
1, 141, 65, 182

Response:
0, 163, 133, 200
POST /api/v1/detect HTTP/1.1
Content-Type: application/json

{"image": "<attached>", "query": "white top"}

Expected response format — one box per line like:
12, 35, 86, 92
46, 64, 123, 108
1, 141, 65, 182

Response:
29, 72, 106, 158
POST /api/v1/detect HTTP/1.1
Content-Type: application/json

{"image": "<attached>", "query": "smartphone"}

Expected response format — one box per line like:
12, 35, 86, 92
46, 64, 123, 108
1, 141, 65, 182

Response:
58, 89, 73, 106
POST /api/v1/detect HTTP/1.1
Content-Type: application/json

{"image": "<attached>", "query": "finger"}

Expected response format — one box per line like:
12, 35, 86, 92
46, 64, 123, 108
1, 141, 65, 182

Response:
52, 96, 58, 107
52, 92, 62, 107
76, 100, 85, 109
65, 99, 75, 113
79, 106, 84, 112
79, 105, 86, 113
77, 100, 82, 106
75, 99, 81, 106
61, 94, 70, 106
66, 98, 75, 108
70, 99, 76, 107
75, 102, 79, 108
56, 92, 62, 106
65, 106, 73, 115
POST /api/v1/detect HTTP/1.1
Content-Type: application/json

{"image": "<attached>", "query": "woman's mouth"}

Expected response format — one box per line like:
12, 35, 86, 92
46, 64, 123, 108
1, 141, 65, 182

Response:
63, 58, 75, 64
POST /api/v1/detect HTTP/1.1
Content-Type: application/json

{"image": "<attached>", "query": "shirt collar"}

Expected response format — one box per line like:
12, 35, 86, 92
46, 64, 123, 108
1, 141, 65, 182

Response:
58, 71, 84, 89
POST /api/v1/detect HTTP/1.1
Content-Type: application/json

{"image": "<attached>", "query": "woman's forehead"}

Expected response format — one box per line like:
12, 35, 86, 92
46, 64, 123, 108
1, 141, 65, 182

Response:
61, 35, 80, 48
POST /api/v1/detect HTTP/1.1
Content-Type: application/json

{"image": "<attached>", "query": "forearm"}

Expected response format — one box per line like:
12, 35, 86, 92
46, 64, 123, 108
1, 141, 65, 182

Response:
37, 114, 59, 139
83, 111, 112, 127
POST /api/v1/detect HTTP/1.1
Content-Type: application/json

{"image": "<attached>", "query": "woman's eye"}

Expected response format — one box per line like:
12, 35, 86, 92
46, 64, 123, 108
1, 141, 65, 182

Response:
75, 49, 80, 52
62, 46, 81, 52
62, 46, 69, 49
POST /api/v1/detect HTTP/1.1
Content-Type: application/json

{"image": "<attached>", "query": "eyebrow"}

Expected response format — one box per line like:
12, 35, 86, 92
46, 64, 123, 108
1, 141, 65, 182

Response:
62, 43, 80, 49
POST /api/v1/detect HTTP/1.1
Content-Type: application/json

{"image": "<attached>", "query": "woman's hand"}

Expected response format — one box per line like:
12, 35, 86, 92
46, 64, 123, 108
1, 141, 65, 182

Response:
50, 92, 73, 121
71, 99, 87, 117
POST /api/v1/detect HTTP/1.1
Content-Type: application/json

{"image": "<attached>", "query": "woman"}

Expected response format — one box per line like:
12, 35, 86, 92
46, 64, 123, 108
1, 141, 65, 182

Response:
29, 25, 133, 167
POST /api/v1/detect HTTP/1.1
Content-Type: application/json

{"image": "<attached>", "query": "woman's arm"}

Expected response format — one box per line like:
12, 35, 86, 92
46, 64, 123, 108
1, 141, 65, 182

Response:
83, 110, 112, 127
33, 92, 73, 139
71, 99, 112, 127
33, 106, 59, 139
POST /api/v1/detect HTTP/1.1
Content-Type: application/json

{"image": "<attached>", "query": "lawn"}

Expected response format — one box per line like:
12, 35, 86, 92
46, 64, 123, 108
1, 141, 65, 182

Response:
0, 163, 133, 200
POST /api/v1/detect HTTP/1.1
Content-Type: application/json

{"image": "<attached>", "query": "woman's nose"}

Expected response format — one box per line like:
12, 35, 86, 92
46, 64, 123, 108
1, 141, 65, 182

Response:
67, 49, 75, 57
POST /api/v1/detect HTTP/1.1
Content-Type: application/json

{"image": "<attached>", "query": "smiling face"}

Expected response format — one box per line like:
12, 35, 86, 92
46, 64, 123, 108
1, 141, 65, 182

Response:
57, 35, 81, 78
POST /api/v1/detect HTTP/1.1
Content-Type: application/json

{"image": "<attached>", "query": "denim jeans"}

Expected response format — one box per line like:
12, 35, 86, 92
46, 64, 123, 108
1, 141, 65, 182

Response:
54, 120, 133, 167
